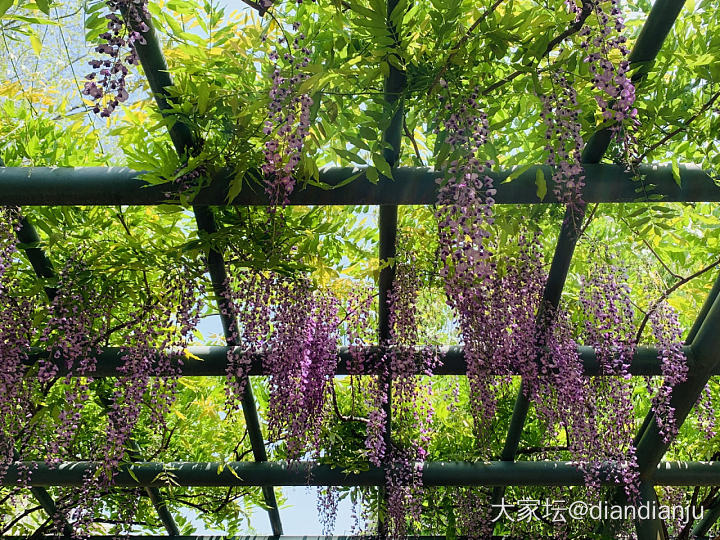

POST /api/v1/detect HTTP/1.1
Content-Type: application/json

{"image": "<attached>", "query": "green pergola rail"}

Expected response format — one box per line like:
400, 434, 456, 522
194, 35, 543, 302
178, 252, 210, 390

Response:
19, 344, 701, 377
4, 460, 720, 488
0, 163, 717, 205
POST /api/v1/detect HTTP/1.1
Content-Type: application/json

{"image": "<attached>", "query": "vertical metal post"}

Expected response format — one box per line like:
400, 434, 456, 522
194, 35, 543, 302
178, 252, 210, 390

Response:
376, 0, 406, 533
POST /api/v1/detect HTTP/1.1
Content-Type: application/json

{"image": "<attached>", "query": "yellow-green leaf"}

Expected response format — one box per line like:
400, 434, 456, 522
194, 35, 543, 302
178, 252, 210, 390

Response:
671, 159, 681, 187
535, 168, 547, 201
30, 32, 42, 55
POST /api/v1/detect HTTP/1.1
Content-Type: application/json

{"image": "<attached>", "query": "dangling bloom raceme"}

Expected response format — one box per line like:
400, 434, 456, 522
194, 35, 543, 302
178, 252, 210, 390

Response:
380, 258, 437, 537
84, 0, 150, 116
578, 257, 640, 500
0, 209, 37, 489
648, 300, 688, 443
262, 24, 314, 205
223, 269, 341, 461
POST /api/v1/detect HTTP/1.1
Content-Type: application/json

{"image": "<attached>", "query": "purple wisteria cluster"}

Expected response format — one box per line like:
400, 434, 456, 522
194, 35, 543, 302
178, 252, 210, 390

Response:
57, 264, 203, 535
222, 270, 340, 460
435, 92, 548, 440
578, 258, 640, 499
83, 0, 150, 116
0, 212, 204, 535
0, 209, 35, 489
580, 0, 637, 131
263, 278, 339, 459
381, 260, 437, 537
262, 23, 313, 205
649, 300, 688, 443
540, 75, 585, 207
37, 256, 112, 467
220, 273, 271, 411
541, 0, 638, 206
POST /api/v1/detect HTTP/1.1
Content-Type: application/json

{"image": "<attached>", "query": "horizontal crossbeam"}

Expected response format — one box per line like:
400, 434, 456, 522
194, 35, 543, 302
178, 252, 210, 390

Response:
0, 164, 717, 205
22, 345, 699, 377
4, 460, 720, 487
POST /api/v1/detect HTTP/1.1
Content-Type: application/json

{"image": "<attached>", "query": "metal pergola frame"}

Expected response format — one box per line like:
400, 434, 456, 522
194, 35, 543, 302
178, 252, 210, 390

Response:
2, 0, 720, 538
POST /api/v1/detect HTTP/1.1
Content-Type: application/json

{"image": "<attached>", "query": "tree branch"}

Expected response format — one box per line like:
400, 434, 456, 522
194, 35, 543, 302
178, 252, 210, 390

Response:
403, 118, 424, 165
481, 0, 593, 97
636, 256, 720, 342
428, 0, 506, 96
620, 216, 681, 280
636, 90, 720, 164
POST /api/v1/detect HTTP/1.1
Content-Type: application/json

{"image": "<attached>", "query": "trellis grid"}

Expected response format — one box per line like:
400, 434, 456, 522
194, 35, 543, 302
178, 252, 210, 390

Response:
2, 0, 720, 538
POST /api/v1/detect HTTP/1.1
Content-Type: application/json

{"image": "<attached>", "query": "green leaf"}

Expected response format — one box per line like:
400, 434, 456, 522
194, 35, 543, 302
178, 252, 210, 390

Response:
366, 165, 379, 183
671, 159, 681, 187
226, 168, 245, 203
0, 0, 14, 17
35, 0, 49, 14
29, 31, 42, 55
197, 83, 209, 114
127, 468, 140, 483
372, 153, 393, 179
535, 167, 547, 201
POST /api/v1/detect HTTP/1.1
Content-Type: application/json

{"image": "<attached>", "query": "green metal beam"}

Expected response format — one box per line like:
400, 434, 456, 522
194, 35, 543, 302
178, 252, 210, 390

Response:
377, 0, 406, 530
127, 13, 283, 535
26, 477, 73, 537
685, 271, 720, 344
691, 496, 720, 538
22, 345, 698, 377
633, 482, 668, 540
494, 3, 687, 535
4, 460, 720, 488
0, 164, 718, 206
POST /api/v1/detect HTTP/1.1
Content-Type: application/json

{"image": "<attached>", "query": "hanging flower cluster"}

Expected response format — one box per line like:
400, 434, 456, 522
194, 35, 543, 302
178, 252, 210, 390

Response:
578, 258, 639, 498
220, 272, 271, 412
37, 256, 113, 466
382, 260, 437, 537
0, 209, 35, 485
0, 210, 204, 534
84, 0, 150, 116
540, 76, 585, 207
648, 300, 688, 443
262, 24, 313, 204
541, 0, 637, 205
435, 92, 551, 440
59, 264, 203, 535
579, 0, 637, 132
222, 270, 340, 460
